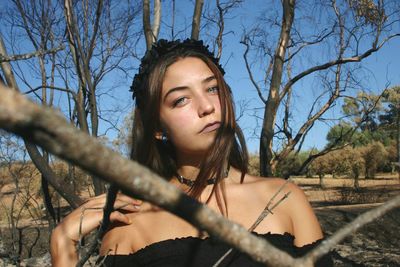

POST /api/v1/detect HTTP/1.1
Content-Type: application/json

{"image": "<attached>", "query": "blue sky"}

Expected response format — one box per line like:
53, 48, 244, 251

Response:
194, 0, 400, 153
2, 0, 399, 154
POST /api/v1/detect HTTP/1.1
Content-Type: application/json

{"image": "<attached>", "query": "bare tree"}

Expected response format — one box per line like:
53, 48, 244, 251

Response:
0, 131, 49, 264
0, 34, 83, 209
1, 0, 142, 205
143, 0, 161, 50
10, 0, 68, 227
2, 1, 400, 265
242, 0, 400, 176
191, 0, 204, 40
203, 0, 244, 60
63, 0, 141, 194
1, 82, 400, 266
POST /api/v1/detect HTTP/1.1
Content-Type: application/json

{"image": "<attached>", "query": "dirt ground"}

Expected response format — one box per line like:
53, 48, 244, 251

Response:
292, 175, 399, 205
0, 175, 399, 266
291, 175, 400, 267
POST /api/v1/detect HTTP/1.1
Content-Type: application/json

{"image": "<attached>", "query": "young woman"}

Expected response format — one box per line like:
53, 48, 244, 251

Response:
51, 39, 333, 266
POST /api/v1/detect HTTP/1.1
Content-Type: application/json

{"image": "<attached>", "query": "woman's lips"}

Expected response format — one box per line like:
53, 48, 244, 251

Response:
200, 122, 221, 133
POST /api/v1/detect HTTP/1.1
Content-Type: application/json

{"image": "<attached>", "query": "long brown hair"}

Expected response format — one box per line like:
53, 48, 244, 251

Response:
130, 41, 248, 215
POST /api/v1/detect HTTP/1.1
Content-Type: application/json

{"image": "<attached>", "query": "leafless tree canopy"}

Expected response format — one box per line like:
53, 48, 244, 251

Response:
0, 0, 400, 266
241, 0, 400, 176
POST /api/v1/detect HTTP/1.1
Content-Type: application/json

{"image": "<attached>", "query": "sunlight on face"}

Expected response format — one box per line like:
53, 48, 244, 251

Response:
159, 57, 222, 158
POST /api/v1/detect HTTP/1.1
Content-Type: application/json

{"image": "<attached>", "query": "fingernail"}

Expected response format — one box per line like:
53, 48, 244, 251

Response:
134, 205, 141, 210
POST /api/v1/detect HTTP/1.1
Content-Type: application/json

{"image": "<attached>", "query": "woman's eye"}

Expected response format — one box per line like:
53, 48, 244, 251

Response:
172, 97, 187, 107
208, 86, 219, 94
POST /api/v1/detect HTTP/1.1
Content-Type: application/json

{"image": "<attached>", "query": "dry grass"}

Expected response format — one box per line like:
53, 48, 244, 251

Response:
291, 174, 400, 205
0, 161, 94, 226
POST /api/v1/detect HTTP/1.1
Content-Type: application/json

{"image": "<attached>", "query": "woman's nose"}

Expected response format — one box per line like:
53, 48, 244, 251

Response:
197, 95, 215, 117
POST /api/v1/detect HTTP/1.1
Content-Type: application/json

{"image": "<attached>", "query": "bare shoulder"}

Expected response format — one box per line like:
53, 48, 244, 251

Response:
242, 175, 299, 197
243, 176, 310, 212
243, 175, 323, 246
100, 202, 157, 255
100, 215, 139, 255
100, 203, 198, 255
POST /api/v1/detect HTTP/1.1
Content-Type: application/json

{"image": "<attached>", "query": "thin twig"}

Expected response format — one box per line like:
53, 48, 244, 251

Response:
213, 180, 292, 267
0, 86, 297, 266
296, 194, 400, 266
77, 184, 118, 267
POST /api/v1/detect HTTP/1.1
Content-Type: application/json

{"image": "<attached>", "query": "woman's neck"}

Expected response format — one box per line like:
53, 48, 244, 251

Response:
176, 164, 200, 181
175, 153, 205, 181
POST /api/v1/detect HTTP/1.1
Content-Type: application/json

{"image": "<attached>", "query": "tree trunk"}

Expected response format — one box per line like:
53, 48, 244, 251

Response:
319, 174, 325, 189
260, 0, 295, 177
397, 102, 400, 182
354, 174, 360, 189
143, 0, 152, 50
0, 33, 84, 208
191, 0, 204, 40
143, 0, 161, 51
152, 0, 161, 40
64, 0, 106, 194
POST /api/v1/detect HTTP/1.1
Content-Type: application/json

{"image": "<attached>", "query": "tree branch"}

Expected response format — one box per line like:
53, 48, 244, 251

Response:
0, 35, 83, 208
23, 85, 78, 103
2, 84, 400, 266
77, 184, 118, 266
298, 194, 400, 265
0, 45, 65, 63
0, 84, 298, 267
241, 38, 267, 104
279, 33, 400, 101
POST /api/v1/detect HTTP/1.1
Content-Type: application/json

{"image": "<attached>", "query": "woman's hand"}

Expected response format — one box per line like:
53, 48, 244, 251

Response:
50, 192, 142, 266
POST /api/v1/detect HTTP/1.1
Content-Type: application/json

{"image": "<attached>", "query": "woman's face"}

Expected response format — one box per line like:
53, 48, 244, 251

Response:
158, 57, 222, 157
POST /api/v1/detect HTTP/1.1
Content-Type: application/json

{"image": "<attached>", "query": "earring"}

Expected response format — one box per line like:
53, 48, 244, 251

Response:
161, 132, 168, 144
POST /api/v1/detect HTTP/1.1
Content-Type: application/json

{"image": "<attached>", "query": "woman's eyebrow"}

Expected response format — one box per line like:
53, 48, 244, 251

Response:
163, 86, 189, 102
163, 86, 188, 102
202, 75, 216, 84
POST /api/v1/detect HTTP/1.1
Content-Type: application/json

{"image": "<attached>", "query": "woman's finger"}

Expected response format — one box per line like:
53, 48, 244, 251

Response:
116, 192, 143, 205
114, 202, 141, 212
83, 193, 142, 209
110, 211, 132, 224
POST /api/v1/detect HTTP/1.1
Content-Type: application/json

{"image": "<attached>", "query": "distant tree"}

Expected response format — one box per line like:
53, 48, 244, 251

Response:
248, 153, 260, 176
309, 154, 331, 188
0, 131, 44, 264
346, 147, 365, 189
112, 111, 134, 158
309, 146, 366, 188
360, 141, 388, 178
342, 92, 382, 131
380, 86, 400, 178
1, 0, 142, 196
241, 0, 400, 176
275, 151, 310, 178
326, 122, 355, 147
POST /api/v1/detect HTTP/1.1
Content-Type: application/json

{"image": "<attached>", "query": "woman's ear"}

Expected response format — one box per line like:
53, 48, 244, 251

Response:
155, 122, 168, 140
154, 131, 163, 140
155, 130, 169, 143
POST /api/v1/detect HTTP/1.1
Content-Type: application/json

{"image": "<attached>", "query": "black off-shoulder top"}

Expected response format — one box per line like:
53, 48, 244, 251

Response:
99, 181, 333, 266
99, 232, 333, 267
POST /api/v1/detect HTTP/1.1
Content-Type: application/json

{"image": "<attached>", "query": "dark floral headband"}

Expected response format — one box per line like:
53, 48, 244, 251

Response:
130, 39, 225, 105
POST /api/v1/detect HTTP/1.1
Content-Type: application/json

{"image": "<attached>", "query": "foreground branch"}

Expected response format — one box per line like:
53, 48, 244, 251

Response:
1, 85, 399, 266
0, 84, 296, 267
